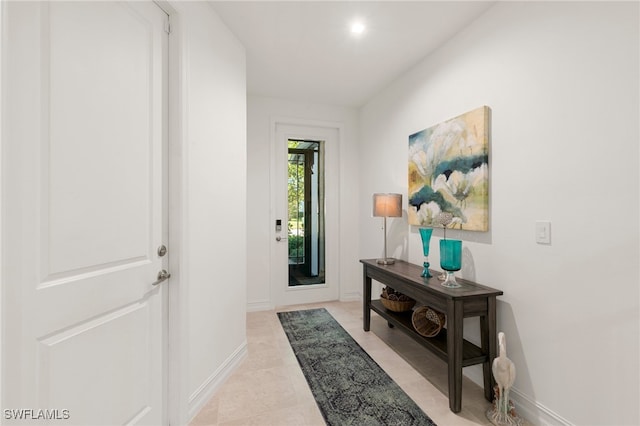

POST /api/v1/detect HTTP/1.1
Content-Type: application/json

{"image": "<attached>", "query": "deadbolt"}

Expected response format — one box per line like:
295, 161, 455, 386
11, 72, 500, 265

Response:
157, 245, 167, 257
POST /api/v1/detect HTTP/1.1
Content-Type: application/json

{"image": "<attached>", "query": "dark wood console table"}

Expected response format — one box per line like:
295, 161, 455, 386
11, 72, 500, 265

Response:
361, 258, 503, 413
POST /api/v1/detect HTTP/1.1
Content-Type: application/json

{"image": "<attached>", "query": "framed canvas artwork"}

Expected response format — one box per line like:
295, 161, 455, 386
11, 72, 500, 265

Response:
408, 106, 490, 231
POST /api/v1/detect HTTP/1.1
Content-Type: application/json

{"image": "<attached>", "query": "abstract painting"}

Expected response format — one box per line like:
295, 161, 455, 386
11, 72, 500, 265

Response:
408, 106, 490, 231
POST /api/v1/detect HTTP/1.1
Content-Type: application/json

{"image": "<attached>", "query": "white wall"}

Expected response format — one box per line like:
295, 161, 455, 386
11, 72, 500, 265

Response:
359, 2, 639, 425
170, 2, 248, 421
246, 96, 360, 310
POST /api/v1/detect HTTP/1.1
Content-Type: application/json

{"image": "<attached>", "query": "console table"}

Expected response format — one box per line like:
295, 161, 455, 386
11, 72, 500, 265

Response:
361, 258, 503, 413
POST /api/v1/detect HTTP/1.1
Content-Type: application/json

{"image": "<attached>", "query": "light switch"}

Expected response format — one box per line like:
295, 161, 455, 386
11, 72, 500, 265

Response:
535, 221, 551, 244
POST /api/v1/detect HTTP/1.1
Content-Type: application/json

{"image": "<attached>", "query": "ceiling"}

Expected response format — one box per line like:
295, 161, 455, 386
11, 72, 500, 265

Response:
209, 1, 496, 108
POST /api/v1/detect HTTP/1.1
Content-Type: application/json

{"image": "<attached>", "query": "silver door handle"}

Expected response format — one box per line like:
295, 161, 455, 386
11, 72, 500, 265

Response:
152, 269, 171, 286
276, 236, 287, 242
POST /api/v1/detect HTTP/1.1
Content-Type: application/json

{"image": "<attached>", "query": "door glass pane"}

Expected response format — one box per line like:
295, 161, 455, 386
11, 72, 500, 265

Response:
288, 140, 325, 286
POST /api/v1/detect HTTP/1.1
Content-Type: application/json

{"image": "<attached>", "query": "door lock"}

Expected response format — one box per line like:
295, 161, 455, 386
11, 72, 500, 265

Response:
157, 245, 167, 257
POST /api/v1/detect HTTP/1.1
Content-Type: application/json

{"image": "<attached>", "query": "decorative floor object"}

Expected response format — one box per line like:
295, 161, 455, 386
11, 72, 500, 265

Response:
278, 308, 437, 426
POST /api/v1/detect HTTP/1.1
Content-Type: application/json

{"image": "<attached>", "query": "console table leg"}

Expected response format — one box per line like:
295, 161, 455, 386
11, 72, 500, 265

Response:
447, 299, 464, 413
481, 296, 498, 402
363, 270, 372, 332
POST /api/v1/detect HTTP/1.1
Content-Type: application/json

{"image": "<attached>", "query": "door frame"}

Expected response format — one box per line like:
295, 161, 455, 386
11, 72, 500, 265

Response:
154, 2, 188, 425
0, 0, 5, 410
269, 117, 343, 308
0, 1, 189, 424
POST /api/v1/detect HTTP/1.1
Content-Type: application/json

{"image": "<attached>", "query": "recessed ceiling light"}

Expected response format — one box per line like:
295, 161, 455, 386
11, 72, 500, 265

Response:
350, 21, 365, 35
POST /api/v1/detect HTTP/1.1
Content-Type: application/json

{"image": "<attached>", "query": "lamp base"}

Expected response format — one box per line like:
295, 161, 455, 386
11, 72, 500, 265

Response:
376, 258, 396, 265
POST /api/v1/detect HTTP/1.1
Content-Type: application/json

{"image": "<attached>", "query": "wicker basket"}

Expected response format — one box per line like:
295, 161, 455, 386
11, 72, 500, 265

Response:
412, 306, 446, 337
380, 296, 416, 312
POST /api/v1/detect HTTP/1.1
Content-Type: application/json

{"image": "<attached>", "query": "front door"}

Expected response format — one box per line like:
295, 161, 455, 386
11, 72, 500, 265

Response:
272, 123, 340, 306
2, 2, 169, 424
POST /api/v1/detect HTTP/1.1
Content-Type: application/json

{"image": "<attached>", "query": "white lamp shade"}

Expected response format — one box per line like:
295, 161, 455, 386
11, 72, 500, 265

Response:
372, 193, 402, 217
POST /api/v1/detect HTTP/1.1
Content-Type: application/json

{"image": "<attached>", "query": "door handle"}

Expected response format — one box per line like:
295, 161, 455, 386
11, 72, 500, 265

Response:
276, 236, 287, 242
152, 269, 171, 286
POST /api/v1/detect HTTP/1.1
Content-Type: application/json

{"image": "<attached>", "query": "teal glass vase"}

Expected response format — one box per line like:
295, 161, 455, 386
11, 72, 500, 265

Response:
419, 228, 433, 278
440, 239, 462, 288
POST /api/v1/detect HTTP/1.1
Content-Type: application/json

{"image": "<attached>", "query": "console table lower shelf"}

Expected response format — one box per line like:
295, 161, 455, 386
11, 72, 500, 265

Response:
370, 300, 486, 367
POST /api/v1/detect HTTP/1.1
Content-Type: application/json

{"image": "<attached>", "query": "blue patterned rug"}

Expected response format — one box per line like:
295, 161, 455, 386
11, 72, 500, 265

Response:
278, 308, 437, 426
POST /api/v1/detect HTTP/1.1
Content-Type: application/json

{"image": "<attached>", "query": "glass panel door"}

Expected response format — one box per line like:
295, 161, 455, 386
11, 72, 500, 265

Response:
287, 140, 325, 286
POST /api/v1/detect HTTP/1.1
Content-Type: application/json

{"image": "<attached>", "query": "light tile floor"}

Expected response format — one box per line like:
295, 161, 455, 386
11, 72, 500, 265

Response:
190, 301, 500, 426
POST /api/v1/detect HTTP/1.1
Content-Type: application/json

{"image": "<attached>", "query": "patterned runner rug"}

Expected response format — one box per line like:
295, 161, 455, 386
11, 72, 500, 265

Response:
278, 308, 437, 426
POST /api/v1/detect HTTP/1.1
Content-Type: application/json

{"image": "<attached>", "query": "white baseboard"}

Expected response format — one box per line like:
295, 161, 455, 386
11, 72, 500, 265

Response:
248, 295, 362, 310
188, 341, 248, 422
247, 300, 273, 312
339, 291, 361, 302
463, 367, 572, 426
510, 387, 573, 426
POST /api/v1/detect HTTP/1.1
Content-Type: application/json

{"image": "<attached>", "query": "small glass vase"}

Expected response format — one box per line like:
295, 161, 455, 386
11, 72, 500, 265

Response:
418, 228, 433, 278
440, 239, 462, 288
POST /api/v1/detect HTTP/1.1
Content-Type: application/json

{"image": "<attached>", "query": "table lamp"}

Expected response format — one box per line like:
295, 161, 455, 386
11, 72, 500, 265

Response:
372, 193, 402, 265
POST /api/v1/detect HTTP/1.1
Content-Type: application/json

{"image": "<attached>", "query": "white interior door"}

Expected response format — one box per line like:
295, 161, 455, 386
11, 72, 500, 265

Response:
272, 123, 340, 306
2, 2, 168, 424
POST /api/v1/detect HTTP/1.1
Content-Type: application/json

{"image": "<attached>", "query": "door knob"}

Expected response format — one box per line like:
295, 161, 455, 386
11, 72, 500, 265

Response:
152, 269, 171, 286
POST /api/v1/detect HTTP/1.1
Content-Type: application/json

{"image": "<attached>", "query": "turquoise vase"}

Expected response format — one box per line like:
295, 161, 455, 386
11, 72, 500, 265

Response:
439, 239, 462, 288
418, 228, 433, 278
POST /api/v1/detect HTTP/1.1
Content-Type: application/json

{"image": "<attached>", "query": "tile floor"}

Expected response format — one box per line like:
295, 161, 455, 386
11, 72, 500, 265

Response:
190, 301, 499, 426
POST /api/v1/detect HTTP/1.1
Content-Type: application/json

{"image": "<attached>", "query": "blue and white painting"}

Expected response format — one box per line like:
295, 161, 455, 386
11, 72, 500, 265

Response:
408, 106, 490, 231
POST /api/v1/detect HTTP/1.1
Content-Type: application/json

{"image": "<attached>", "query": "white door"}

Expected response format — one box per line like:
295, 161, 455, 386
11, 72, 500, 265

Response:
272, 123, 340, 306
2, 2, 168, 424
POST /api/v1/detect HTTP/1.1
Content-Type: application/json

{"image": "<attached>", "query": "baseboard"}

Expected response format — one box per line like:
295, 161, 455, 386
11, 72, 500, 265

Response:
509, 387, 573, 426
247, 300, 273, 312
188, 341, 248, 422
463, 367, 573, 426
339, 291, 361, 302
